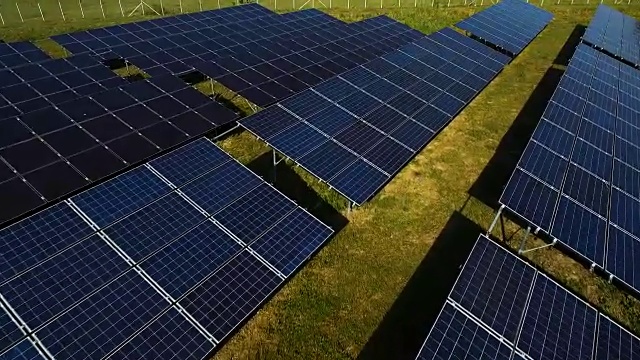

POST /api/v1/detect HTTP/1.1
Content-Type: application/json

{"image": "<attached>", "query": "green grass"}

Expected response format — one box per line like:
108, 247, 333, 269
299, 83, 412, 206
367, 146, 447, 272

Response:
2, 3, 640, 359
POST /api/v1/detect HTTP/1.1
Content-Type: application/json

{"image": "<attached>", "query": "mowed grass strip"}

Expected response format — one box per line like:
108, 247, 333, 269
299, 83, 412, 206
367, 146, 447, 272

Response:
1, 4, 640, 359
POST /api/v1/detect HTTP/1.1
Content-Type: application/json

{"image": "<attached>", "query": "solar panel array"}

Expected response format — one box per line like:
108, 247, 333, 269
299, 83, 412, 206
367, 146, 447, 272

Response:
415, 234, 640, 360
500, 43, 640, 296
0, 138, 334, 360
0, 74, 237, 225
242, 27, 509, 205
52, 3, 275, 56
455, 0, 553, 56
126, 10, 344, 77
193, 16, 423, 107
582, 5, 640, 67
0, 55, 129, 120
0, 42, 51, 69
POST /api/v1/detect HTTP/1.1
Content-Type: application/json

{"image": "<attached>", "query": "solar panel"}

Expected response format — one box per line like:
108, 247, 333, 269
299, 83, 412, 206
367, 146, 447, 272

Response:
0, 74, 237, 226
415, 234, 634, 360
582, 5, 640, 67
595, 314, 640, 360
0, 339, 46, 360
52, 4, 275, 56
455, 0, 553, 56
415, 303, 515, 360
0, 42, 51, 69
0, 138, 333, 358
123, 14, 423, 107
499, 43, 640, 296
242, 28, 509, 205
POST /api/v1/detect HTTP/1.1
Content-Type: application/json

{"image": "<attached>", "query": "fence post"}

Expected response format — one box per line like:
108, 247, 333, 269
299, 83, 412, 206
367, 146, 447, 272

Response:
179, 0, 183, 13
38, 3, 45, 20
119, 0, 124, 16
0, 10, 4, 25
99, 0, 105, 18
78, 0, 85, 17
59, 0, 66, 20
15, 3, 23, 22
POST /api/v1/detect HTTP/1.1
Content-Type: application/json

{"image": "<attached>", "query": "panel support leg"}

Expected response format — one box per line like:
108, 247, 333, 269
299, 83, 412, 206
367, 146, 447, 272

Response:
518, 226, 531, 254
347, 201, 354, 213
272, 149, 278, 183
487, 204, 505, 236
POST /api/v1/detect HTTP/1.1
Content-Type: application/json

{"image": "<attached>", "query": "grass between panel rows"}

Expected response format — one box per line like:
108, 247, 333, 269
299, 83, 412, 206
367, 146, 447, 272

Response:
1, 4, 640, 360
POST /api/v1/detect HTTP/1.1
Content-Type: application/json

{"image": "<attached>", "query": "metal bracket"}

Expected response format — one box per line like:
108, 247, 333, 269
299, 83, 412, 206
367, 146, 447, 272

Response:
517, 226, 531, 254
487, 204, 505, 236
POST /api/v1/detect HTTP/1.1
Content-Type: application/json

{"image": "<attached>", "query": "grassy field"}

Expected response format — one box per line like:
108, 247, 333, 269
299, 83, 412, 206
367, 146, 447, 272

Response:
2, 3, 640, 360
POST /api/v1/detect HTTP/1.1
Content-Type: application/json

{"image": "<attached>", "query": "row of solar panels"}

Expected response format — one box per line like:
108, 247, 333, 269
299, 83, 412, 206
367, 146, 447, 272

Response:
0, 10, 421, 226
501, 6, 640, 299
416, 235, 640, 360
0, 1, 559, 359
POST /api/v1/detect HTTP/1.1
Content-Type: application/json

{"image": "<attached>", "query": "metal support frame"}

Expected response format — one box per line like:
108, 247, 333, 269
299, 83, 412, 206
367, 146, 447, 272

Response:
487, 204, 505, 236
271, 149, 286, 183
347, 201, 355, 213
517, 226, 531, 254
128, 0, 160, 16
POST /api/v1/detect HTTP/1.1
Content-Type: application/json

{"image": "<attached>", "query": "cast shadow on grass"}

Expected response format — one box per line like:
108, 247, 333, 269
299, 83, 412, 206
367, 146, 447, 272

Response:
467, 66, 564, 210
357, 211, 482, 360
468, 24, 585, 211
246, 151, 349, 232
553, 24, 586, 67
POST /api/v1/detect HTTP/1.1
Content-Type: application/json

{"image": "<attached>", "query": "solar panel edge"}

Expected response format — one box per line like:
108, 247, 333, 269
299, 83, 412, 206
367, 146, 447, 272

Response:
0, 297, 29, 354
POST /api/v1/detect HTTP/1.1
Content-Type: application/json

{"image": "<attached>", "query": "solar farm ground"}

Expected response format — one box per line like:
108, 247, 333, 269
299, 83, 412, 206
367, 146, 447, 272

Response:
2, 4, 640, 359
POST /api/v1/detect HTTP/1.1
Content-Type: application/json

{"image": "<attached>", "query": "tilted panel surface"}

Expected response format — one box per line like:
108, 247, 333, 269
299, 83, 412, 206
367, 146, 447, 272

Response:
242, 28, 508, 205
0, 74, 237, 226
0, 138, 333, 358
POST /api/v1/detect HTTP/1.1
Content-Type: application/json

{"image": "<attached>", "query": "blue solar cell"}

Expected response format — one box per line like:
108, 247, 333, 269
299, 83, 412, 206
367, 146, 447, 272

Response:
269, 122, 328, 160
416, 303, 514, 360
340, 66, 379, 88
214, 183, 296, 243
0, 234, 129, 329
330, 159, 389, 205
298, 140, 358, 180
612, 160, 640, 200
0, 339, 45, 360
108, 308, 214, 360
0, 203, 93, 284
305, 105, 358, 137
610, 188, 640, 239
180, 160, 262, 215
411, 104, 451, 132
519, 141, 568, 189
606, 225, 640, 292
104, 193, 206, 261
554, 89, 587, 116
450, 233, 535, 342
0, 306, 23, 354
363, 78, 402, 102
596, 314, 640, 360
551, 196, 607, 264
362, 105, 407, 134
615, 137, 640, 170
150, 139, 231, 187
280, 90, 331, 119
517, 274, 598, 360
241, 106, 299, 140
142, 221, 242, 298
334, 121, 386, 155
500, 169, 558, 230
562, 164, 609, 217
570, 138, 612, 181
250, 207, 333, 276
363, 137, 413, 175
578, 120, 613, 153
543, 102, 582, 134
531, 120, 574, 159
36, 270, 167, 360
390, 119, 435, 151
179, 250, 282, 340
313, 77, 359, 102
72, 167, 172, 228
338, 91, 382, 118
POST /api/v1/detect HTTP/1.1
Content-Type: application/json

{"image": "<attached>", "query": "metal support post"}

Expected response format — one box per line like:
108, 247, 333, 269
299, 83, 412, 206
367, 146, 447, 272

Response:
487, 204, 505, 236
79, 0, 85, 17
38, 3, 45, 20
15, 3, 24, 22
517, 226, 531, 254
